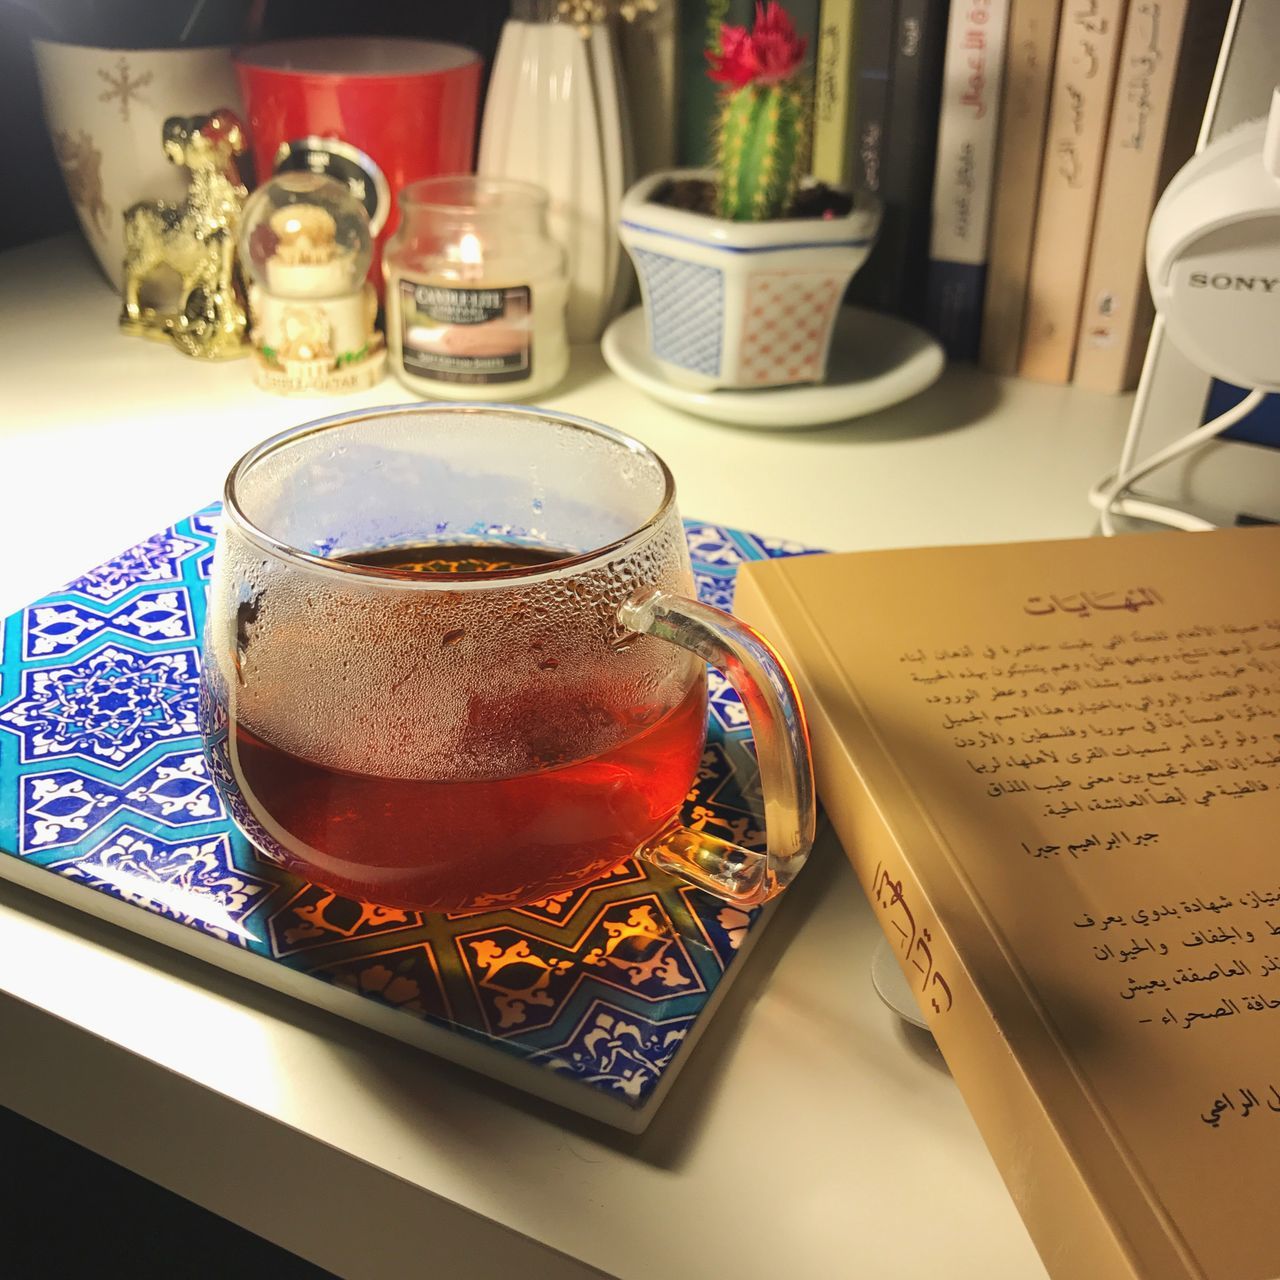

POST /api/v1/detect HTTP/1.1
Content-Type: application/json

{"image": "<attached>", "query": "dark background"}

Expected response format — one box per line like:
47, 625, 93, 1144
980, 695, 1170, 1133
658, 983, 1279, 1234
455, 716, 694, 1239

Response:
0, 1102, 339, 1278
0, 0, 512, 253
0, 4, 509, 1272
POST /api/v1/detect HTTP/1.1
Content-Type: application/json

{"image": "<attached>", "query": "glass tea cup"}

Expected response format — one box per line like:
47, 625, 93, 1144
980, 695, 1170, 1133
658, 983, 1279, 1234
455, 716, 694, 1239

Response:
200, 404, 815, 913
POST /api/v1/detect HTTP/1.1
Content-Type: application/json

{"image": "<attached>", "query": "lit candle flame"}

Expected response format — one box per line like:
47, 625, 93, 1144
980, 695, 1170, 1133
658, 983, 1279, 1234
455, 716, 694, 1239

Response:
459, 232, 483, 267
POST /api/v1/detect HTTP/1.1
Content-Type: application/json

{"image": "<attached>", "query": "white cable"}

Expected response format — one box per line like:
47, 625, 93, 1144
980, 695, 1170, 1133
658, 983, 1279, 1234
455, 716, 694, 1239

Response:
1089, 386, 1267, 536
1094, 495, 1218, 534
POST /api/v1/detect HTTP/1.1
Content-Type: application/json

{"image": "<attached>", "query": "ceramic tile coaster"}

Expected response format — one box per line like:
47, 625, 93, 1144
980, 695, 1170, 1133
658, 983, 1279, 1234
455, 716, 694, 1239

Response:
0, 507, 819, 1132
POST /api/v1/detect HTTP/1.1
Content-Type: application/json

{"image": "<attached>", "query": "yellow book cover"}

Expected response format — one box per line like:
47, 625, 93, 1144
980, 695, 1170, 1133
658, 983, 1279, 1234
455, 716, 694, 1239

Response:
1073, 0, 1229, 395
736, 526, 1280, 1280
1018, 0, 1128, 384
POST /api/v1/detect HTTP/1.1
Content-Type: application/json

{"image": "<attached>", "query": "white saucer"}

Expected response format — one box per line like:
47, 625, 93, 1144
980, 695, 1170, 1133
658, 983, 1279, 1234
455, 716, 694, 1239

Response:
870, 936, 931, 1031
601, 305, 945, 429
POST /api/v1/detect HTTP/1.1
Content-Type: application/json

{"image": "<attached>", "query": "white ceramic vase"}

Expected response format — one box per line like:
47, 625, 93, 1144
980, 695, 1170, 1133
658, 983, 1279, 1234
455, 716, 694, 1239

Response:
478, 12, 634, 344
618, 170, 882, 391
33, 41, 244, 292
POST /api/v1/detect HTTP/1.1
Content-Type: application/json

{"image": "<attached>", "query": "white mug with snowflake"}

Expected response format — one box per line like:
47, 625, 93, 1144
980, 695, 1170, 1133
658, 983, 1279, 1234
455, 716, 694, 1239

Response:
33, 40, 244, 290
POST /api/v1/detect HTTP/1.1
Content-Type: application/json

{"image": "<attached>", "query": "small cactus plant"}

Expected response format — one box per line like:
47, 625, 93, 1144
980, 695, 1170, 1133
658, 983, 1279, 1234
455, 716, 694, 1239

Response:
707, 3, 810, 222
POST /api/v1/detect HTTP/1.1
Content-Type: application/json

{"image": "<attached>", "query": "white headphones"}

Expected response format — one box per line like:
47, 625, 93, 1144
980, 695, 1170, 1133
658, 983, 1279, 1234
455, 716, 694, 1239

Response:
1091, 88, 1280, 534
1147, 88, 1280, 391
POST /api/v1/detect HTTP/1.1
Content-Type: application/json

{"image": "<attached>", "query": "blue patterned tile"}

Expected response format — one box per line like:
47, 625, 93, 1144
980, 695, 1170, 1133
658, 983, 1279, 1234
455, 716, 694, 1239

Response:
457, 895, 707, 1037
49, 825, 272, 946
684, 523, 745, 567
313, 941, 455, 1024
693, 570, 736, 612
22, 602, 106, 658
0, 644, 201, 767
707, 666, 748, 732
19, 749, 222, 852
690, 739, 764, 838
64, 530, 210, 602
24, 588, 195, 660
542, 1000, 695, 1103
19, 772, 117, 852
579, 898, 706, 998
267, 884, 424, 958
679, 885, 758, 971
742, 530, 823, 561
188, 511, 221, 538
0, 508, 824, 1120
510, 860, 648, 928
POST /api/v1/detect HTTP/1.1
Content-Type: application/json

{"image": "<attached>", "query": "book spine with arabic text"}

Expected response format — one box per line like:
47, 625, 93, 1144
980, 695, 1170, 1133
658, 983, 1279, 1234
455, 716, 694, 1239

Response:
811, 0, 860, 187
1072, 0, 1230, 394
845, 0, 898, 305
1016, 0, 1128, 384
978, 0, 1061, 374
924, 0, 1011, 360
855, 0, 949, 317
851, 0, 898, 197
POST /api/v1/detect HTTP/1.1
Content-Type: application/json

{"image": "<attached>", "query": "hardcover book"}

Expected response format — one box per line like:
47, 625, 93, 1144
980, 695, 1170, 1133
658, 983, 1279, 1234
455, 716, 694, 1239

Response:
925, 0, 1011, 360
676, 0, 718, 167
1072, 0, 1229, 395
0, 509, 818, 1134
979, 0, 1062, 375
850, 0, 947, 317
849, 0, 896, 201
1017, 0, 1128, 384
735, 525, 1280, 1279
621, 0, 680, 178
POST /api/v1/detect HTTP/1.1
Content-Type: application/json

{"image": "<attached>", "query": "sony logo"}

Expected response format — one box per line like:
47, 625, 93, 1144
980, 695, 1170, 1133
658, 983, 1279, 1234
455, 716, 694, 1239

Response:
1188, 272, 1280, 292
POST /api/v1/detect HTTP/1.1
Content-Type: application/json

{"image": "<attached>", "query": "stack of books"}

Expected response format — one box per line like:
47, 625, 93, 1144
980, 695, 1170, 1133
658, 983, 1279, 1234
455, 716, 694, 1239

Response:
675, 0, 1232, 394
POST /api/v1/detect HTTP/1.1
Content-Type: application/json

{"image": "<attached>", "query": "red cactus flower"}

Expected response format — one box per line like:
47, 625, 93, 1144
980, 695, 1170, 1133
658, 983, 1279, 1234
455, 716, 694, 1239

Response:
707, 2, 808, 90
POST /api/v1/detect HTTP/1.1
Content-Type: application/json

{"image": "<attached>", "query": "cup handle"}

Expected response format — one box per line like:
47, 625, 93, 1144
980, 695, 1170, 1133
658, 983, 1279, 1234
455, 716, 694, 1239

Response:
618, 587, 816, 906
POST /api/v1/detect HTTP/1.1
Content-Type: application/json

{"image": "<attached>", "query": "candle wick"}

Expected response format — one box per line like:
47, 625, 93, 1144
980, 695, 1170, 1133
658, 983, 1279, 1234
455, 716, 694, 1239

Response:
458, 231, 485, 284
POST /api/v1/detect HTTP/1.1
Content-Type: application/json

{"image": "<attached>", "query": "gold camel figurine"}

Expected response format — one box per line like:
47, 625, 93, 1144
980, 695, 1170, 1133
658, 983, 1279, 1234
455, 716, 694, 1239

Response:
120, 109, 250, 359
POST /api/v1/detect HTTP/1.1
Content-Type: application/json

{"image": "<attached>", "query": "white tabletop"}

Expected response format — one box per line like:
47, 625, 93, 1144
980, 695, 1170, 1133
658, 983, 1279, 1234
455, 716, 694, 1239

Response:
0, 235, 1136, 1280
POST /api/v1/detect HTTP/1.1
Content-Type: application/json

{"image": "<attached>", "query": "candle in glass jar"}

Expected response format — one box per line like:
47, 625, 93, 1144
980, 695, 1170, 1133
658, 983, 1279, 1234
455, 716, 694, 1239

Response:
384, 177, 569, 400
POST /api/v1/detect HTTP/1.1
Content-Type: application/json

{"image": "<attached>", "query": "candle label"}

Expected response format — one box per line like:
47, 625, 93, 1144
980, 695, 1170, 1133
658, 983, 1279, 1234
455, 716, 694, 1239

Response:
399, 281, 533, 384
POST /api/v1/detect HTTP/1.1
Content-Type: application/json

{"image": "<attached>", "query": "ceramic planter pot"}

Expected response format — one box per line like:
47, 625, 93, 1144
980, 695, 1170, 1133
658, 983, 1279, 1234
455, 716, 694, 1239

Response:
618, 169, 880, 391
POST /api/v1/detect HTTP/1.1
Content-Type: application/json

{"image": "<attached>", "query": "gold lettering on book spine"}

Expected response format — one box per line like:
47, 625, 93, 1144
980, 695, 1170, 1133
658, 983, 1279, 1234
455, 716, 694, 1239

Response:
872, 860, 954, 1014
